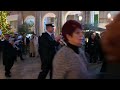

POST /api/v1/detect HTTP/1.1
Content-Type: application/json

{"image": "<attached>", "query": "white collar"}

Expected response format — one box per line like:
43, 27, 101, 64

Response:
46, 30, 53, 36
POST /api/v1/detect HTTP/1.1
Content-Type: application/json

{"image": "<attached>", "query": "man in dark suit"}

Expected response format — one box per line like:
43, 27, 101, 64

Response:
2, 34, 16, 77
38, 24, 60, 79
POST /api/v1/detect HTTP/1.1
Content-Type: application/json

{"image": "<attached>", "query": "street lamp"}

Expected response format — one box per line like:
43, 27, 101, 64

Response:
79, 16, 82, 21
107, 13, 113, 21
107, 13, 111, 19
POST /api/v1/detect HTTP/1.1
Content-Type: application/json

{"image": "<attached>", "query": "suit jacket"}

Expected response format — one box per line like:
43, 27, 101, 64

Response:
38, 32, 59, 66
0, 40, 2, 51
2, 40, 16, 65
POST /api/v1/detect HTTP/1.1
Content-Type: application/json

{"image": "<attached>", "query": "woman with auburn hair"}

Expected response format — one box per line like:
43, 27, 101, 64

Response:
101, 13, 120, 79
52, 20, 91, 79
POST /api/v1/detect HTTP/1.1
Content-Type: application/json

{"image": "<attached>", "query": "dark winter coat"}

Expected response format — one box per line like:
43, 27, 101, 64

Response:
38, 32, 59, 68
2, 40, 16, 66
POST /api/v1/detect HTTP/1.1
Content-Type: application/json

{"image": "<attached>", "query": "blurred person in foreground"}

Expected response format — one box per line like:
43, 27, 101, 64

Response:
101, 13, 120, 79
52, 20, 91, 79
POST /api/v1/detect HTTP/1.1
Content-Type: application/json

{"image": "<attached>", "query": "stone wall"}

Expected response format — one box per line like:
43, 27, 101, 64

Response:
9, 11, 115, 35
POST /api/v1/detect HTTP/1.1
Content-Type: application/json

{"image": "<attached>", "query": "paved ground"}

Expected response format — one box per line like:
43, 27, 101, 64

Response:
0, 54, 102, 79
0, 55, 42, 79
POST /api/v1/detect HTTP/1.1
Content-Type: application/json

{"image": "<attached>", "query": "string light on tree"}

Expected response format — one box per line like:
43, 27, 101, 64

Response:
79, 16, 82, 21
0, 11, 12, 35
107, 13, 111, 19
107, 13, 114, 21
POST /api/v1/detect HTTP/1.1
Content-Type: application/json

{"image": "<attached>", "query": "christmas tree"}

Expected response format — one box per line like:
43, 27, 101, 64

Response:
0, 11, 11, 35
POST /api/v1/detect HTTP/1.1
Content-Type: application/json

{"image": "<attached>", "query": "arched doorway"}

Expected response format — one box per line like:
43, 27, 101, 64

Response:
42, 13, 57, 34
65, 11, 83, 22
25, 15, 35, 33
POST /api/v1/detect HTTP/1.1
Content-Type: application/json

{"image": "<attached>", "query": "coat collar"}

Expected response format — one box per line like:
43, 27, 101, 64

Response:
66, 42, 79, 54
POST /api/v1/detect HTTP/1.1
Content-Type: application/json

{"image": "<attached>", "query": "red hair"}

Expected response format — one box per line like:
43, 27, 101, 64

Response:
62, 20, 82, 42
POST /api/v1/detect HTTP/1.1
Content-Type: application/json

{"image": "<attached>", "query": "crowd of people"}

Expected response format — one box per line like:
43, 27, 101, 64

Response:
0, 33, 39, 77
37, 22, 102, 79
0, 13, 120, 79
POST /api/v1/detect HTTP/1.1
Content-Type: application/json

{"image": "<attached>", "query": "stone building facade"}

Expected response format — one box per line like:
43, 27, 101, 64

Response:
7, 11, 120, 36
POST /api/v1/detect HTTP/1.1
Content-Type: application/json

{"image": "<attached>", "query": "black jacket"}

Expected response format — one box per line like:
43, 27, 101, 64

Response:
0, 40, 2, 51
2, 40, 16, 65
38, 32, 59, 66
88, 38, 100, 54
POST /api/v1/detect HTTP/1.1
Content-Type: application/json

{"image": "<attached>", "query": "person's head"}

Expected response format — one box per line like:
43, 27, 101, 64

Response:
46, 24, 54, 33
96, 33, 99, 37
93, 31, 96, 34
31, 35, 34, 39
62, 20, 83, 47
4, 34, 10, 40
91, 33, 95, 40
9, 38, 15, 45
101, 13, 120, 62
14, 32, 18, 37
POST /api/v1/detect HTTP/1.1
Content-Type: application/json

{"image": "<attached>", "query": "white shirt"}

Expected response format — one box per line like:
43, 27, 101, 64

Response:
46, 30, 53, 36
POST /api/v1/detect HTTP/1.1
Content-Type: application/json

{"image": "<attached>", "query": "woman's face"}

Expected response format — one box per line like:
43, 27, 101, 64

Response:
67, 28, 83, 47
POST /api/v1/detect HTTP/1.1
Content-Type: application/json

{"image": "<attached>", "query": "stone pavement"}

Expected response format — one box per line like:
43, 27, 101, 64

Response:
0, 55, 102, 79
0, 55, 41, 79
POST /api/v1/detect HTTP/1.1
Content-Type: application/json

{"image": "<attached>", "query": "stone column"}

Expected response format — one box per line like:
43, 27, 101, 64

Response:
61, 11, 66, 26
40, 11, 45, 35
59, 11, 62, 34
82, 11, 86, 24
90, 11, 95, 25
56, 11, 62, 35
88, 11, 91, 24
39, 12, 42, 36
17, 11, 23, 31
35, 11, 40, 36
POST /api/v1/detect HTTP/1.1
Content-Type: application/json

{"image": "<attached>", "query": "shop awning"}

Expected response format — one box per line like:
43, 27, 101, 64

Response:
82, 24, 106, 31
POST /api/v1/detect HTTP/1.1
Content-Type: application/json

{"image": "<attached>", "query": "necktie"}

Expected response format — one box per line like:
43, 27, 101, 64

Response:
51, 34, 58, 52
51, 34, 55, 40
